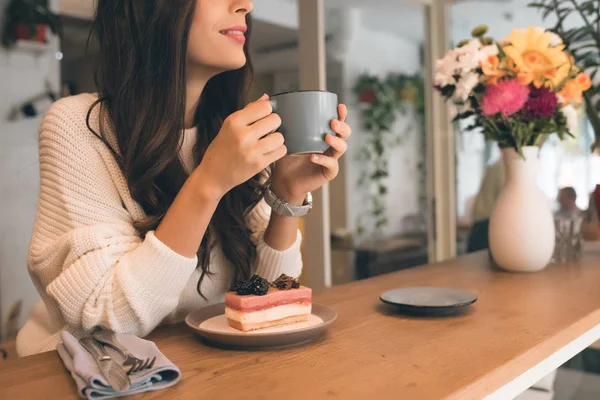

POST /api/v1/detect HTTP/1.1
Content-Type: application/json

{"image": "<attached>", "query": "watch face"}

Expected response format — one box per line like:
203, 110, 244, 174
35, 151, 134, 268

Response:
306, 192, 313, 204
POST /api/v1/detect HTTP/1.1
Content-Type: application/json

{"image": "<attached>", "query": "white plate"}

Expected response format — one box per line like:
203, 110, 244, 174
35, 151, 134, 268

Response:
185, 303, 337, 349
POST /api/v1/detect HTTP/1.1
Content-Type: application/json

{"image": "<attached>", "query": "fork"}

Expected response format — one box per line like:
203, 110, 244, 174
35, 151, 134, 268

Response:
93, 329, 156, 375
79, 337, 131, 391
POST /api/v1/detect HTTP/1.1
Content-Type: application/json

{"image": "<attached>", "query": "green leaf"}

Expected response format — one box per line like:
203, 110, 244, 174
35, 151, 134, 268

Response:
457, 39, 470, 48
471, 25, 488, 38
453, 110, 476, 122
542, 6, 555, 19
529, 3, 549, 9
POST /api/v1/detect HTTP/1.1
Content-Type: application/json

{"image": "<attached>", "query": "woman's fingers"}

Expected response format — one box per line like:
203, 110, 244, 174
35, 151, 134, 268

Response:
330, 119, 352, 140
324, 133, 348, 159
337, 104, 348, 122
311, 153, 339, 180
235, 95, 273, 126
257, 132, 285, 154
249, 112, 282, 140
264, 143, 288, 165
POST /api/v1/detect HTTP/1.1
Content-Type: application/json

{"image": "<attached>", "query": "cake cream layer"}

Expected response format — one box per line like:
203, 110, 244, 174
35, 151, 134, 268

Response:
228, 315, 309, 332
225, 286, 312, 312
225, 303, 312, 324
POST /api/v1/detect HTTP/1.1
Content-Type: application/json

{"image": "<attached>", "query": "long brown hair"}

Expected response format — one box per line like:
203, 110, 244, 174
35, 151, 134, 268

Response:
87, 0, 264, 295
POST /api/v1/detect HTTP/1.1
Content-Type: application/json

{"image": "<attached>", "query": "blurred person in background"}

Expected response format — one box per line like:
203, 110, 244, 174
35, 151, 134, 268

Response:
467, 159, 505, 253
555, 186, 582, 218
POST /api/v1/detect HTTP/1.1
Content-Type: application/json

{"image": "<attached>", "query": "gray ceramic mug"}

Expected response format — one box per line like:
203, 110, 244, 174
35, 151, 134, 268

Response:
268, 90, 338, 155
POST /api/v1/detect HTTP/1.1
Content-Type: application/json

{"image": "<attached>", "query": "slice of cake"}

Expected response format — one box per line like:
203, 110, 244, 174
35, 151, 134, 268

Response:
225, 274, 312, 332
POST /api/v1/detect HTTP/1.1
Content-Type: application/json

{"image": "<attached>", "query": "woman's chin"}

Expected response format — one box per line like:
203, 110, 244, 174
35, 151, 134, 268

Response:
188, 53, 247, 75
220, 57, 247, 71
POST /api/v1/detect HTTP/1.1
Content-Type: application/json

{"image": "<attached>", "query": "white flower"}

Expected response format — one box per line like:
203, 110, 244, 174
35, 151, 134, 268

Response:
454, 72, 480, 102
435, 72, 456, 87
455, 40, 499, 74
456, 53, 477, 74
477, 44, 499, 62
457, 39, 481, 56
435, 40, 499, 89
434, 52, 459, 87
549, 32, 563, 46
455, 39, 481, 73
562, 105, 578, 133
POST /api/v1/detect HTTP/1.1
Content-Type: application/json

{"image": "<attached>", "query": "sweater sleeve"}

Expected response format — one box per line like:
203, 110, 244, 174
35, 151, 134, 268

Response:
28, 97, 198, 337
246, 199, 303, 281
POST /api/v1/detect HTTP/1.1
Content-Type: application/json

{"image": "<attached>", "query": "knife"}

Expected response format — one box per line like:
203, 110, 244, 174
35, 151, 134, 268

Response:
79, 337, 131, 392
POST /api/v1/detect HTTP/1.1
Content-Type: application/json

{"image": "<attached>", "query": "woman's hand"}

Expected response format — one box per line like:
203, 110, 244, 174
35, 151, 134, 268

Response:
270, 104, 351, 204
195, 94, 286, 199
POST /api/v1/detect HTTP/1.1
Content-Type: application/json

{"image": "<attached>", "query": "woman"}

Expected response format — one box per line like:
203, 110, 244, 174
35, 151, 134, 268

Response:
16, 0, 351, 356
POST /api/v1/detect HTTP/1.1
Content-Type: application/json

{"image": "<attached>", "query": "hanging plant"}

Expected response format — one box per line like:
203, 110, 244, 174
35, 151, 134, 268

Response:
1, 0, 63, 48
353, 72, 425, 237
408, 75, 427, 230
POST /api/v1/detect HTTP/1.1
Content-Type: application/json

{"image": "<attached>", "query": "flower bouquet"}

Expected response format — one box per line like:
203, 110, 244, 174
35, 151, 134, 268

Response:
435, 25, 591, 155
435, 25, 592, 272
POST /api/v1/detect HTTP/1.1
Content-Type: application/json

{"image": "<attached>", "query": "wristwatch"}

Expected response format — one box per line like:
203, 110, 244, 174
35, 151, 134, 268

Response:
264, 185, 313, 217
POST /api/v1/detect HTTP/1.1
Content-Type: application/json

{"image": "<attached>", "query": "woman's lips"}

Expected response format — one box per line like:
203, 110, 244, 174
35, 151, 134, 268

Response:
220, 29, 246, 44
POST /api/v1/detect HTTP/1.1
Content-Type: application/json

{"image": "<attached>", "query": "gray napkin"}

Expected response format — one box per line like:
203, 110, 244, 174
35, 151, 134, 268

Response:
57, 331, 181, 399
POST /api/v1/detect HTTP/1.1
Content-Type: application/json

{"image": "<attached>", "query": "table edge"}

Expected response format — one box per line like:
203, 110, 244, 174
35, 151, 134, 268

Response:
484, 318, 600, 399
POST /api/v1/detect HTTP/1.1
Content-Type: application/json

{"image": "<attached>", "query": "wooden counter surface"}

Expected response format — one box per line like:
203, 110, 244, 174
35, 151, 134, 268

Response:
3, 250, 600, 399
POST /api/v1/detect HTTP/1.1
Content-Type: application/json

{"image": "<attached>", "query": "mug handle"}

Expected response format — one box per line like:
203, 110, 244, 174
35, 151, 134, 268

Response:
268, 99, 277, 112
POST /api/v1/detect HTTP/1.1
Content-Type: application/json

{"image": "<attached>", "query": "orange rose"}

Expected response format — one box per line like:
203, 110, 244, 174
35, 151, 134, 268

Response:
575, 72, 592, 91
480, 55, 505, 84
560, 81, 579, 104
559, 72, 592, 105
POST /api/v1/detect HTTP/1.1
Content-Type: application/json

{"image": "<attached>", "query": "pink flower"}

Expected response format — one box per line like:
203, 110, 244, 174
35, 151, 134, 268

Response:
524, 86, 558, 117
480, 79, 530, 117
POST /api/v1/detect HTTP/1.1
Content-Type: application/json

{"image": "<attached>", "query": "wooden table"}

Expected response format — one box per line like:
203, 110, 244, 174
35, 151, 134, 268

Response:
3, 251, 600, 400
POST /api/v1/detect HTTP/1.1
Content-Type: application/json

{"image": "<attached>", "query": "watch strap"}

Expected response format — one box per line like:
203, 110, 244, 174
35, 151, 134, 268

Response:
264, 186, 313, 217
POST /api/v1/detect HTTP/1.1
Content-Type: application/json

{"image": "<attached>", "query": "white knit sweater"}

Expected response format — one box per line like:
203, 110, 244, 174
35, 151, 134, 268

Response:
16, 93, 303, 357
